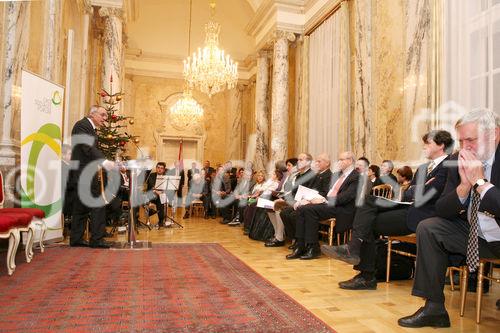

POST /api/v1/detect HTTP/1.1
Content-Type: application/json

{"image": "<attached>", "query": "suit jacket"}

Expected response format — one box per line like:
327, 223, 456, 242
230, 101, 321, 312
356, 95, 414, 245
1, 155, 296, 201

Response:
436, 146, 500, 233
310, 169, 333, 198
187, 168, 200, 185
283, 168, 316, 203
327, 170, 360, 232
404, 156, 450, 231
69, 117, 105, 190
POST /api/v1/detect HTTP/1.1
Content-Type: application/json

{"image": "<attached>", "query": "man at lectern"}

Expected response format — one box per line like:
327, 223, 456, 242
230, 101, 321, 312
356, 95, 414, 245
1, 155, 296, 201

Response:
146, 162, 167, 228
69, 105, 115, 249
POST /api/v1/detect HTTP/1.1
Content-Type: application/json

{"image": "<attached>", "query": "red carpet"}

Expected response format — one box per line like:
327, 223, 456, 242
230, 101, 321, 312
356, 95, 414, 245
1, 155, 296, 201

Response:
0, 243, 334, 332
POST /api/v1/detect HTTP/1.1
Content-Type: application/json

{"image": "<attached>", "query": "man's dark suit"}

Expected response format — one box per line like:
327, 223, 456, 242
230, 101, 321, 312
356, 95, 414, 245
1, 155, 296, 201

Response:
187, 168, 200, 190
279, 168, 317, 239
309, 169, 333, 198
412, 146, 500, 303
353, 157, 449, 273
69, 117, 106, 246
146, 172, 166, 226
295, 170, 360, 244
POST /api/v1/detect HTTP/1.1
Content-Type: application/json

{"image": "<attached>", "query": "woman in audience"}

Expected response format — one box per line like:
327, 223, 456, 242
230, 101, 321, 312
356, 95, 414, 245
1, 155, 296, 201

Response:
243, 171, 266, 234
396, 166, 413, 201
247, 170, 281, 241
368, 165, 382, 186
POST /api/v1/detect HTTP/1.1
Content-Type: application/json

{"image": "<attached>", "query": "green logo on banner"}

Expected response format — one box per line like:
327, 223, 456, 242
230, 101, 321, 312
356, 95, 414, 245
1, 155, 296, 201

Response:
20, 123, 62, 217
51, 91, 62, 105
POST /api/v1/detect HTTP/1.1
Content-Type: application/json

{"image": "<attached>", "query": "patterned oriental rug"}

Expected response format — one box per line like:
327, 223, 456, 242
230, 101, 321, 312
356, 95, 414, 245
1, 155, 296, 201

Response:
0, 243, 334, 333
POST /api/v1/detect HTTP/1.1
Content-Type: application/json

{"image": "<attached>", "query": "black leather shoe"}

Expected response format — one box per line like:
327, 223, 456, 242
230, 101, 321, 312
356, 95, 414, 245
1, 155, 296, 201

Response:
183, 214, 190, 219
70, 241, 89, 247
300, 244, 321, 260
321, 244, 360, 265
211, 215, 216, 219
339, 275, 377, 290
288, 239, 297, 250
89, 240, 112, 249
265, 239, 285, 247
398, 307, 450, 328
286, 246, 306, 259
220, 219, 230, 224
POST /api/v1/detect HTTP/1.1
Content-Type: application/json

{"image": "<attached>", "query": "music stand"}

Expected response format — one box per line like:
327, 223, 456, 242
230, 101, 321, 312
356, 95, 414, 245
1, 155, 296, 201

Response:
111, 160, 152, 250
163, 175, 183, 228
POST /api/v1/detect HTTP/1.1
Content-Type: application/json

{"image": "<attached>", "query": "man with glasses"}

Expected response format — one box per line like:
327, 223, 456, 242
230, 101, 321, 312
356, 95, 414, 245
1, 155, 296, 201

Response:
69, 105, 115, 249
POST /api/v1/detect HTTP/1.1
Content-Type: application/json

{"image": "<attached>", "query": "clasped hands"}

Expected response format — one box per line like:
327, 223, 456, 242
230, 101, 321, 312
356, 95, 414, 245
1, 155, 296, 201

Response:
457, 149, 485, 196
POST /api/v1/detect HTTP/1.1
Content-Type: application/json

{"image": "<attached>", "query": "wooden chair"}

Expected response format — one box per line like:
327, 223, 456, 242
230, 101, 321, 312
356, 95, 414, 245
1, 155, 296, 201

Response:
386, 234, 416, 282
459, 258, 500, 323
372, 184, 393, 199
190, 200, 205, 217
318, 218, 351, 246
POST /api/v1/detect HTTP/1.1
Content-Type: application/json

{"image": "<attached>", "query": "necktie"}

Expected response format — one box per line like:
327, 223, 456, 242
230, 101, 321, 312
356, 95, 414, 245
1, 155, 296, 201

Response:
328, 174, 345, 197
426, 161, 435, 175
466, 191, 480, 272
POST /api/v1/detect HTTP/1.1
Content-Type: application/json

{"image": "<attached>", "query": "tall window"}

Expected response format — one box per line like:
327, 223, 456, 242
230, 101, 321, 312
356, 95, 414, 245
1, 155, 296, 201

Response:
443, 0, 500, 117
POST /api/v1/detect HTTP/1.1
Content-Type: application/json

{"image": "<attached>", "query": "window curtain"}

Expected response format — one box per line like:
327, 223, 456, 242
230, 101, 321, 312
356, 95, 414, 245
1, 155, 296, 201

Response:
308, 2, 350, 162
442, 0, 500, 127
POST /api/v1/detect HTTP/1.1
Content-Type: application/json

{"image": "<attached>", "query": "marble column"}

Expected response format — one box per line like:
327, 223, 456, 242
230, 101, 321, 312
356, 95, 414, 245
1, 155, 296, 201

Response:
78, 3, 93, 120
294, 36, 309, 155
42, 0, 62, 82
98, 7, 123, 96
0, 2, 29, 159
270, 31, 295, 163
254, 51, 270, 171
226, 84, 243, 161
403, 0, 431, 160
352, 0, 373, 159
0, 2, 30, 206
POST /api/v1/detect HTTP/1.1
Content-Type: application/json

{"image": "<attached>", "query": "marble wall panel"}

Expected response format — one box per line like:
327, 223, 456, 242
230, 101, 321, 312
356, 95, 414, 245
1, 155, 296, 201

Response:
351, 0, 373, 160
403, 0, 432, 162
372, 0, 405, 163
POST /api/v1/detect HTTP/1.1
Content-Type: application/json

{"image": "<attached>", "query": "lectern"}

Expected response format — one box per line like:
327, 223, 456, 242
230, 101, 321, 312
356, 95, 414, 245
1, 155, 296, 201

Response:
111, 160, 152, 250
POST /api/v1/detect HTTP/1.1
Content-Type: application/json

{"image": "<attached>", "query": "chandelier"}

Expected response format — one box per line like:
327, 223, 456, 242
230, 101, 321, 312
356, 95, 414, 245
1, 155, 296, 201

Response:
170, 89, 203, 128
183, 0, 238, 97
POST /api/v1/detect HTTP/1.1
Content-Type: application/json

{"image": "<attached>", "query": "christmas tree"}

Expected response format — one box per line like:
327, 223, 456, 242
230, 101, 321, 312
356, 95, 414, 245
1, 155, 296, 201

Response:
96, 77, 137, 160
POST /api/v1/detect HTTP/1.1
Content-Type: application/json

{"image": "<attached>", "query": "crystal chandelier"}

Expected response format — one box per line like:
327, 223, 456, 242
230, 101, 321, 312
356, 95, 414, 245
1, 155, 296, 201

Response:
170, 89, 203, 128
183, 0, 238, 97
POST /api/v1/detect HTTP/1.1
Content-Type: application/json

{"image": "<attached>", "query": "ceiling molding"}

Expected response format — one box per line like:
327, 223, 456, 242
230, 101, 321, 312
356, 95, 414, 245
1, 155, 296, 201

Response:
90, 0, 123, 8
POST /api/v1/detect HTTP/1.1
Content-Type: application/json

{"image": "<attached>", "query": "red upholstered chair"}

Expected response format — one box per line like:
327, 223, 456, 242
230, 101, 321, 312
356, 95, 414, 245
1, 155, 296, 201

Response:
0, 213, 36, 275
0, 171, 47, 253
2, 212, 36, 264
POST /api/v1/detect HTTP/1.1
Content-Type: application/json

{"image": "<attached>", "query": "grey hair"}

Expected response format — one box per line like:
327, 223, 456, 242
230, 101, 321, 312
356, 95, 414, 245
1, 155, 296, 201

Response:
88, 105, 104, 115
344, 151, 355, 163
455, 109, 499, 131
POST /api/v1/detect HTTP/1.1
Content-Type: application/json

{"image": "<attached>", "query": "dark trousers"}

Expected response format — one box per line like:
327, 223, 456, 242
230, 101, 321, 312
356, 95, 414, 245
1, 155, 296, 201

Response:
355, 207, 411, 272
412, 217, 500, 303
152, 196, 165, 225
220, 198, 238, 221
295, 204, 338, 244
70, 195, 106, 244
280, 207, 297, 240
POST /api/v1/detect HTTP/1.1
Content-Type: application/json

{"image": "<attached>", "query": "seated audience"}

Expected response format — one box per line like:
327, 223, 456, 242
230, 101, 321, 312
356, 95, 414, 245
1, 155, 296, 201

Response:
398, 110, 499, 328
227, 169, 256, 226
277, 153, 317, 241
381, 159, 398, 183
395, 166, 413, 201
183, 173, 208, 219
368, 165, 381, 186
322, 130, 453, 292
265, 158, 298, 246
286, 151, 360, 260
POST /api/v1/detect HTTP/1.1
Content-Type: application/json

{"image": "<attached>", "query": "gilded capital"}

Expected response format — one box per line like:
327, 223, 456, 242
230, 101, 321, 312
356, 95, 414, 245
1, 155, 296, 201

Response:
98, 7, 123, 19
272, 30, 296, 43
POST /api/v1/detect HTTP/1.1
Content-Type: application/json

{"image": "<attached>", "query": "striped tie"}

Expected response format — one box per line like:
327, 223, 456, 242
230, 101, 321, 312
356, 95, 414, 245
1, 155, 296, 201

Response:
466, 191, 480, 272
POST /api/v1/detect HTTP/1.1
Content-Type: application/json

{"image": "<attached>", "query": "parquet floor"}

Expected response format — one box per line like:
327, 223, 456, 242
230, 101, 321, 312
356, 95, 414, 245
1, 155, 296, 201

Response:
108, 210, 500, 333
